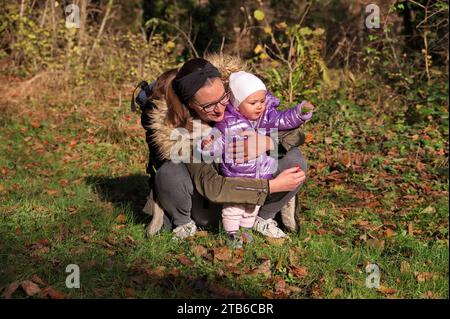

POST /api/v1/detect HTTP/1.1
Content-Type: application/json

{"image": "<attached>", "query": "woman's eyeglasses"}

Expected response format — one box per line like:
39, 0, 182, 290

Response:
195, 91, 231, 113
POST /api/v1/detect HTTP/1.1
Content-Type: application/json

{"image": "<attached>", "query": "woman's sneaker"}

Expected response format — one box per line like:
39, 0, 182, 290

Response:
253, 216, 288, 238
173, 221, 197, 239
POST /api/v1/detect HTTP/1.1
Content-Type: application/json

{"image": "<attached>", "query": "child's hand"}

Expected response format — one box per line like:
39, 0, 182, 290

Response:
300, 101, 314, 114
201, 135, 215, 149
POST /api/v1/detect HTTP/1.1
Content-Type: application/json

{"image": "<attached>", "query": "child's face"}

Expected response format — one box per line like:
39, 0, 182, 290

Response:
237, 90, 266, 121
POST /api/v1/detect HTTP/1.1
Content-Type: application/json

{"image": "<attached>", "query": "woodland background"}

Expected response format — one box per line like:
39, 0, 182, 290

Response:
0, 0, 448, 299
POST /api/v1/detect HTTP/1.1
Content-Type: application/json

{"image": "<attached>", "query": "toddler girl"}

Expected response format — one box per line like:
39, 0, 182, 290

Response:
200, 71, 314, 247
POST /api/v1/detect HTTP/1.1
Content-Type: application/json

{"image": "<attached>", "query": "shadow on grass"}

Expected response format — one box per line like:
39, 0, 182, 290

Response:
0, 229, 249, 298
85, 174, 150, 224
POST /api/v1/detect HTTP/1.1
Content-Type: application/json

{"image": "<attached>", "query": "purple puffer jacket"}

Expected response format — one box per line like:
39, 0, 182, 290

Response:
200, 92, 312, 179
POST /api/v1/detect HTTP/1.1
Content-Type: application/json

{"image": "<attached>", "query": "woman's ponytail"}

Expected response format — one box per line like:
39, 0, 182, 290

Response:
166, 77, 192, 131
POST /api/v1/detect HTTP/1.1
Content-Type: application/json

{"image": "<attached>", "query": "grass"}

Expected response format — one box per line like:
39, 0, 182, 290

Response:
0, 73, 448, 299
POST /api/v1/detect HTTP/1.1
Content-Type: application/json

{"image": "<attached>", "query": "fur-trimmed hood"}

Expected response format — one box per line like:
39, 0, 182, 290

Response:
148, 54, 249, 161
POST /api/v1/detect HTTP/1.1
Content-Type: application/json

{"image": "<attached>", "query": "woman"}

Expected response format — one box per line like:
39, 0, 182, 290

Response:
142, 54, 308, 239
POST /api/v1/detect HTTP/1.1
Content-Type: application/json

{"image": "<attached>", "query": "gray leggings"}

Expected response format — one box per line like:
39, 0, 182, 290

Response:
154, 148, 307, 229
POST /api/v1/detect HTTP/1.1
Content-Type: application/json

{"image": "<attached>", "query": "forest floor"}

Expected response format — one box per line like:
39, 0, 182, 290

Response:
0, 71, 448, 299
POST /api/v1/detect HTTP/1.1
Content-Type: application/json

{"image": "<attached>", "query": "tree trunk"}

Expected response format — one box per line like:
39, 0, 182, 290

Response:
78, 0, 89, 46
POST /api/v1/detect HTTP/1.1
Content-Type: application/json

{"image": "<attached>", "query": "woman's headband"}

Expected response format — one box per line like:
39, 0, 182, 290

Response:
172, 62, 221, 105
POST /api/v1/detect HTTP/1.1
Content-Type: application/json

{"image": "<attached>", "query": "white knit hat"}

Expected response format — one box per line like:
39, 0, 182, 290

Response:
229, 71, 267, 107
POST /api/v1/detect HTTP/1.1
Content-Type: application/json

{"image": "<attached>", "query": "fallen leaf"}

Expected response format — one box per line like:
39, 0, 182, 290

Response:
2, 282, 19, 299
290, 266, 308, 278
80, 260, 97, 269
265, 237, 286, 246
31, 275, 47, 286
37, 238, 49, 246
124, 235, 136, 246
261, 289, 274, 299
377, 285, 396, 295
31, 120, 41, 128
274, 277, 288, 297
331, 287, 343, 297
41, 286, 65, 299
144, 266, 166, 279
15, 227, 21, 236
124, 288, 136, 298
338, 152, 352, 168
400, 261, 411, 273
213, 247, 232, 262
46, 189, 59, 196
304, 133, 314, 144
176, 254, 195, 266
82, 219, 92, 227
421, 291, 439, 299
195, 231, 209, 238
416, 161, 426, 171
32, 246, 50, 255
250, 259, 272, 276
287, 286, 302, 295
384, 228, 396, 238
59, 179, 69, 187
167, 267, 181, 277
106, 249, 116, 257
233, 248, 244, 260
68, 206, 78, 214
288, 247, 301, 265
408, 222, 414, 236
356, 220, 369, 227
191, 245, 208, 257
310, 283, 324, 298
115, 214, 127, 224
21, 280, 41, 296
71, 247, 87, 256
420, 206, 436, 215
414, 272, 439, 283
367, 239, 385, 251
227, 253, 244, 268
69, 139, 78, 148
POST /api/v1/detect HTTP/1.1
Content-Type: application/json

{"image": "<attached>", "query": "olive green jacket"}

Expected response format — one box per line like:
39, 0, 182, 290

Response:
185, 129, 304, 206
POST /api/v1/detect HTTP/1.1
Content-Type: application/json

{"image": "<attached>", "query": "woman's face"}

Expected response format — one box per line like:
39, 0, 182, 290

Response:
190, 78, 227, 123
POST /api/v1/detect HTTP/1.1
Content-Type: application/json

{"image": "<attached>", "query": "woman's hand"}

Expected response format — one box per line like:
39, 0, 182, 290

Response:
269, 166, 306, 193
201, 135, 215, 150
227, 130, 274, 163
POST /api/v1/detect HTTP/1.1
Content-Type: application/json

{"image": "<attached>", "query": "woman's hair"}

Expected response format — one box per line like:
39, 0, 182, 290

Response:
166, 58, 219, 130
147, 68, 178, 101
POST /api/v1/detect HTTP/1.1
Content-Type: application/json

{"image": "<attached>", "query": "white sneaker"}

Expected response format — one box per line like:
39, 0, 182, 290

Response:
172, 221, 197, 239
253, 216, 288, 238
